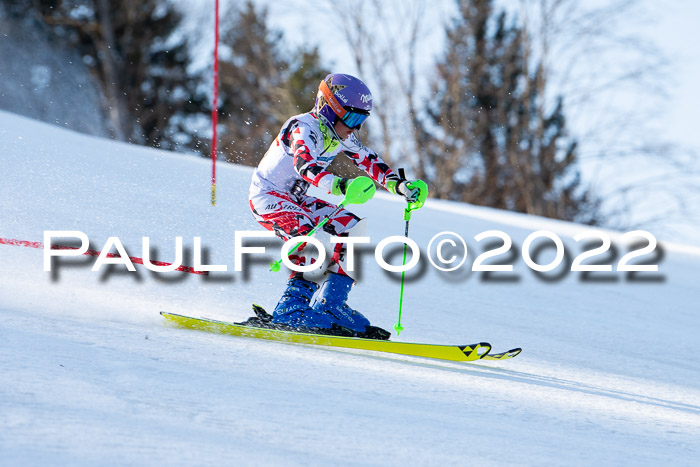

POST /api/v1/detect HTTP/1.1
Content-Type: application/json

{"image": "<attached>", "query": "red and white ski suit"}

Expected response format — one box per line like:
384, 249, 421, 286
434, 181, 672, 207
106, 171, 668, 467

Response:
249, 112, 399, 272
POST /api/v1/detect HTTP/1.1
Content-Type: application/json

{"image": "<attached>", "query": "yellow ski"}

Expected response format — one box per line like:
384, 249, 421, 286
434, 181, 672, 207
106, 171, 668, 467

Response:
160, 312, 510, 362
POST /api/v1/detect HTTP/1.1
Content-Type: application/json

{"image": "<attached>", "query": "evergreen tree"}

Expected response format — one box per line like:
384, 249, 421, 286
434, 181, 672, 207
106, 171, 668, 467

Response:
423, 0, 599, 223
286, 47, 329, 114
215, 1, 329, 166
3, 0, 198, 148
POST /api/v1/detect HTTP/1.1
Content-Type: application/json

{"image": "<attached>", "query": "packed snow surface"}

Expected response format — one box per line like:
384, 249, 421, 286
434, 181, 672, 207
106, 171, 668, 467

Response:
1, 111, 699, 465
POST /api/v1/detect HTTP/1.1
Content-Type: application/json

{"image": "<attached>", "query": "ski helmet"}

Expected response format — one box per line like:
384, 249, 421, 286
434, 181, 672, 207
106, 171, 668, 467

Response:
314, 73, 372, 129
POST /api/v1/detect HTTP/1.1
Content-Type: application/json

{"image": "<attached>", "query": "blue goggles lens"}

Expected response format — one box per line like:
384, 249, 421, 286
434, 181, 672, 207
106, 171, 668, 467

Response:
342, 109, 370, 129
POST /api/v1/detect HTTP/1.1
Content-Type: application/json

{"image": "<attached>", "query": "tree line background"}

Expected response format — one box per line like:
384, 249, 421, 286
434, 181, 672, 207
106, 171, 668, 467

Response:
2, 0, 696, 234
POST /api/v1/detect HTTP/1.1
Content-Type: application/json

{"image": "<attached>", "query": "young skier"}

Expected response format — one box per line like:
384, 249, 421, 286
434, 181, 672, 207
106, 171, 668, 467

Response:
247, 73, 427, 339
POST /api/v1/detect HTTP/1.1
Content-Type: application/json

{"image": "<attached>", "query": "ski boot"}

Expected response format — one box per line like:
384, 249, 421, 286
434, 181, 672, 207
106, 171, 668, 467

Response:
237, 274, 317, 328
310, 272, 390, 340
266, 274, 356, 332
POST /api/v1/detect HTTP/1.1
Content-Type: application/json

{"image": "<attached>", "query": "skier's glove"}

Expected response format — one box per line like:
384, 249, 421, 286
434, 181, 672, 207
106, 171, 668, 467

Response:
332, 176, 376, 204
389, 179, 429, 210
331, 176, 349, 196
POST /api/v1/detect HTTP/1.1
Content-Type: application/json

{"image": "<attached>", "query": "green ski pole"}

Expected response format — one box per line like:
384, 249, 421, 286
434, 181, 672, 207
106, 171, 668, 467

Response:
269, 203, 345, 272
269, 177, 376, 272
394, 205, 413, 335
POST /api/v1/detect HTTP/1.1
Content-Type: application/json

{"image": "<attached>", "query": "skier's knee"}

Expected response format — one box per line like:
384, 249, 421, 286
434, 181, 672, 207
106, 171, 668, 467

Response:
303, 218, 368, 283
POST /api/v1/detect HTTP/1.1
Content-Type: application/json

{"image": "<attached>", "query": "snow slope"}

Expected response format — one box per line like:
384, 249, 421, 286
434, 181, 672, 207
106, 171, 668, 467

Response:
1, 110, 699, 465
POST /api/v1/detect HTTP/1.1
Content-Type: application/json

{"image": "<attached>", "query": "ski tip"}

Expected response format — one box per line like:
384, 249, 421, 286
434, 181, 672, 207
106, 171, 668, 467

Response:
482, 347, 522, 360
506, 348, 523, 358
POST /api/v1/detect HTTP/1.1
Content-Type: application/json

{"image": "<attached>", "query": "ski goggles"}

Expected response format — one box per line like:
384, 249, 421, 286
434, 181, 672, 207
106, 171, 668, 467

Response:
340, 108, 370, 129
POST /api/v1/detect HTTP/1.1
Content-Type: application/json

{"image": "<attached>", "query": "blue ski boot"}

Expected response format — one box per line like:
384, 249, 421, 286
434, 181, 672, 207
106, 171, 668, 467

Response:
269, 273, 389, 339
310, 272, 375, 334
271, 275, 317, 320
271, 275, 336, 329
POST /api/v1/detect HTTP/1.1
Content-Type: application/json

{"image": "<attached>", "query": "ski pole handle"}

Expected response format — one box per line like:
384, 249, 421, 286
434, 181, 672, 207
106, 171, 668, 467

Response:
397, 168, 419, 221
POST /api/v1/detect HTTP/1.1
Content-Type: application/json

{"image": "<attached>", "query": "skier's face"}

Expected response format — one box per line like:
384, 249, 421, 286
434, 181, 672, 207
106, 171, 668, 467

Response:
334, 119, 355, 140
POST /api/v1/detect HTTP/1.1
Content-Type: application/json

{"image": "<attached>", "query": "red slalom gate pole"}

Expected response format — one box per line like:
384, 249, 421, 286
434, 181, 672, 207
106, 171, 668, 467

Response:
0, 237, 208, 275
211, 0, 220, 206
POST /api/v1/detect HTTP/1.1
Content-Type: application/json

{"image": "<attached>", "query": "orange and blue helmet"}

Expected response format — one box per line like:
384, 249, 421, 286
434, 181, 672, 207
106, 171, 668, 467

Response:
314, 73, 372, 130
